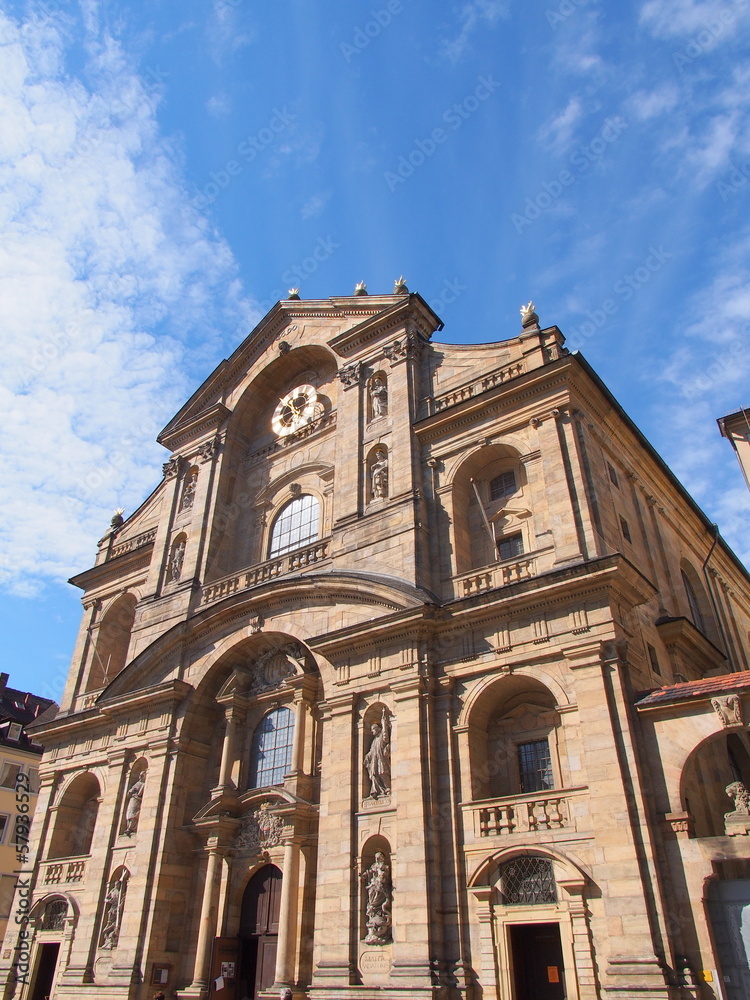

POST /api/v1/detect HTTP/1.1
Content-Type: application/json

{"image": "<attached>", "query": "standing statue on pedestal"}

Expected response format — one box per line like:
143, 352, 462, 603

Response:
370, 377, 388, 418
364, 708, 390, 798
371, 449, 388, 499
360, 852, 392, 944
124, 770, 146, 835
170, 539, 186, 581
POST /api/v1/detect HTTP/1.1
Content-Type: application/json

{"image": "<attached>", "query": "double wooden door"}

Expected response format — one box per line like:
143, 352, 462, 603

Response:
239, 865, 282, 1000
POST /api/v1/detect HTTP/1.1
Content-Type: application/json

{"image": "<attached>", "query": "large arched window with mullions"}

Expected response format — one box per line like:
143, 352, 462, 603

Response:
268, 495, 320, 558
248, 707, 296, 788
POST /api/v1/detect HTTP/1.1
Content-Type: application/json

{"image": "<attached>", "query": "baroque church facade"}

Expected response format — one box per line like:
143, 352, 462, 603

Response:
5, 288, 750, 1000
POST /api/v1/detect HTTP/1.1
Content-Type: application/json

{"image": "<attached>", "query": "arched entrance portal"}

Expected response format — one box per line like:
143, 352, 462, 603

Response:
239, 865, 282, 1000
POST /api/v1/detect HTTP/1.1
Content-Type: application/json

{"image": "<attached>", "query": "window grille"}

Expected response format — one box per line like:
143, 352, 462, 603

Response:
490, 470, 516, 501
497, 532, 524, 561
248, 707, 295, 788
268, 495, 320, 558
42, 899, 68, 930
501, 857, 557, 905
517, 739, 553, 793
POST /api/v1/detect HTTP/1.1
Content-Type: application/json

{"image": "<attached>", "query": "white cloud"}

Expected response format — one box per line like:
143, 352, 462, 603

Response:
208, 0, 255, 62
627, 84, 679, 121
206, 92, 231, 117
0, 8, 260, 596
300, 191, 330, 220
439, 0, 510, 64
640, 0, 749, 39
538, 96, 583, 156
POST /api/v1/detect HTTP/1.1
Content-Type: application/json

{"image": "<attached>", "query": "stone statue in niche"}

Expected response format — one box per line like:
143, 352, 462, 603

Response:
371, 449, 388, 500
170, 539, 186, 581
369, 376, 388, 418
725, 781, 750, 835
181, 471, 198, 510
360, 851, 392, 944
124, 770, 146, 835
364, 708, 391, 798
100, 873, 128, 949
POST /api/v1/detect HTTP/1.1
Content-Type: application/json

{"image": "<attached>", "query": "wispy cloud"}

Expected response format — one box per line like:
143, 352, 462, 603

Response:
206, 91, 231, 117
439, 0, 509, 64
300, 191, 330, 220
640, 0, 749, 39
208, 0, 255, 62
627, 84, 680, 121
538, 96, 584, 156
0, 7, 259, 595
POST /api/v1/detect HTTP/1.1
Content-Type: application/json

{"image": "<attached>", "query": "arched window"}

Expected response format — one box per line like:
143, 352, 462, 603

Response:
248, 708, 295, 788
501, 857, 557, 905
490, 470, 517, 501
681, 569, 706, 633
268, 495, 319, 558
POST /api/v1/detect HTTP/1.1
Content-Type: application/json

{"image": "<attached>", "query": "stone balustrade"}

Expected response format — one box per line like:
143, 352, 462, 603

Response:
202, 539, 331, 605
456, 556, 537, 597
110, 527, 157, 560
465, 786, 587, 838
427, 361, 526, 415
40, 858, 87, 885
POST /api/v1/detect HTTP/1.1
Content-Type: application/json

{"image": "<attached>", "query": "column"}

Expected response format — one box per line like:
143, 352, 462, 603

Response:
274, 838, 302, 988
187, 838, 223, 995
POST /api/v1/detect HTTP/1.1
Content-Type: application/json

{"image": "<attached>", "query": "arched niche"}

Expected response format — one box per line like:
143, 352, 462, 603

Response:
366, 445, 389, 502
463, 673, 562, 801
120, 757, 148, 836
48, 773, 101, 859
168, 532, 187, 584
450, 444, 527, 573
680, 730, 750, 837
88, 593, 136, 691
99, 866, 129, 950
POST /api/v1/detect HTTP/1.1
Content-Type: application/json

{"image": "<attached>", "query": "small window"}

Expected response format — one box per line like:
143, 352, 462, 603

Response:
620, 517, 632, 543
497, 533, 524, 561
7, 724, 21, 742
0, 875, 16, 920
608, 463, 619, 487
517, 739, 554, 793
490, 470, 517, 501
268, 495, 320, 559
647, 643, 661, 676
248, 707, 295, 788
0, 815, 8, 844
501, 857, 557, 905
0, 763, 21, 789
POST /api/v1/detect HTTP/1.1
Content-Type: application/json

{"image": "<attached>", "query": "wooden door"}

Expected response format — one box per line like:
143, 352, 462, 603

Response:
239, 865, 282, 1000
510, 923, 566, 1000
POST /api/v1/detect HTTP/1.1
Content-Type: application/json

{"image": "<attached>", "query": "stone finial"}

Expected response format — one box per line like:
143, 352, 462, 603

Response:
287, 288, 300, 300
111, 508, 125, 529
393, 276, 408, 294
354, 281, 368, 296
520, 301, 539, 327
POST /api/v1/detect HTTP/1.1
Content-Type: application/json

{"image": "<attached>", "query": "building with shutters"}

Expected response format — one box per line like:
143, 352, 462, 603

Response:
4, 288, 750, 1000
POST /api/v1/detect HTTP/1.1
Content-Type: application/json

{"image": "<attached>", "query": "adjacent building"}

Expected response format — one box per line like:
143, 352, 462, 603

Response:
4, 289, 750, 1000
0, 676, 55, 943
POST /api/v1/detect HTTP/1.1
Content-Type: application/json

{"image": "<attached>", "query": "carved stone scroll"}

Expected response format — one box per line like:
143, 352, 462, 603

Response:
712, 695, 743, 728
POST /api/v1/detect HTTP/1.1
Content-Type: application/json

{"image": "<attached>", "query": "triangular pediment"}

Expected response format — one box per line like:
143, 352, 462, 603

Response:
157, 293, 441, 451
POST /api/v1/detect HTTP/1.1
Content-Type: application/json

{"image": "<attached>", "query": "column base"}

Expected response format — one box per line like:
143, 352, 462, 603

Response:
603, 955, 676, 999
175, 982, 210, 1000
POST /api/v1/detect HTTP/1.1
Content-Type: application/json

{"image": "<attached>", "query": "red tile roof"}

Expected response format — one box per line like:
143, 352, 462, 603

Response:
636, 671, 750, 708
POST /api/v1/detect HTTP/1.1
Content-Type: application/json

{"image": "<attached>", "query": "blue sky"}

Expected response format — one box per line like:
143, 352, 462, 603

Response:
1, 0, 749, 702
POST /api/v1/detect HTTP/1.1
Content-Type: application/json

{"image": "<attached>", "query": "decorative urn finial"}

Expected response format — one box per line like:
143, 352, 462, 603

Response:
520, 301, 539, 327
393, 276, 408, 294
287, 288, 300, 300
354, 281, 368, 296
